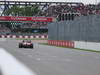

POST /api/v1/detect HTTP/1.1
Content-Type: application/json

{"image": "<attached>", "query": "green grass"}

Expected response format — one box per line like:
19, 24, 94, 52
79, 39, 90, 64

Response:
16, 38, 48, 40
40, 43, 100, 53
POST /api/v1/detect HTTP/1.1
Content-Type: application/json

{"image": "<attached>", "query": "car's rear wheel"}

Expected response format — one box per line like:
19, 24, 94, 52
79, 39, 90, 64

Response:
30, 45, 33, 48
19, 44, 22, 48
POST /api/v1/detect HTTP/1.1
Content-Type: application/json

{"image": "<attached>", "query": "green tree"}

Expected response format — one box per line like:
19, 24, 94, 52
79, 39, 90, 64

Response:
4, 5, 41, 16
4, 5, 21, 16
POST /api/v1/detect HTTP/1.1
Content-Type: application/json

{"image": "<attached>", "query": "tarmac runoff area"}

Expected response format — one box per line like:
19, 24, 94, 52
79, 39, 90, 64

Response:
0, 39, 100, 75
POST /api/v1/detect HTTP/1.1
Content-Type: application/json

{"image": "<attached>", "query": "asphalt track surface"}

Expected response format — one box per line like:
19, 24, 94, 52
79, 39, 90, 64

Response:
0, 39, 100, 75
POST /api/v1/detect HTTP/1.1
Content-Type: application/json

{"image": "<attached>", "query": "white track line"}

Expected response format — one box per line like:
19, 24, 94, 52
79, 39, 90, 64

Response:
0, 48, 36, 75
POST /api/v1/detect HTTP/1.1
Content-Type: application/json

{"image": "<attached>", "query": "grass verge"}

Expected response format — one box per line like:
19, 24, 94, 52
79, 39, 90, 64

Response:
40, 43, 100, 53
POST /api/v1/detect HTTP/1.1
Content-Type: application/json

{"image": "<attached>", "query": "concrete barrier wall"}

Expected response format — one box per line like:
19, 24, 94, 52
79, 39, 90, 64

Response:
48, 40, 100, 51
74, 41, 100, 51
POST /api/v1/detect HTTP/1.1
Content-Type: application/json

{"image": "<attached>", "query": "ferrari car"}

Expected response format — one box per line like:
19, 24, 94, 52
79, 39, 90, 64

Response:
19, 40, 33, 48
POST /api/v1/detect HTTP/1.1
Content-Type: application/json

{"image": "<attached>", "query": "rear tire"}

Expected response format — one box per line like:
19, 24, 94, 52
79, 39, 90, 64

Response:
30, 45, 33, 48
19, 44, 22, 48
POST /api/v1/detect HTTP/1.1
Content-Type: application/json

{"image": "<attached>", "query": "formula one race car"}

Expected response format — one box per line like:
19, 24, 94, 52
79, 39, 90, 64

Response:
19, 40, 33, 48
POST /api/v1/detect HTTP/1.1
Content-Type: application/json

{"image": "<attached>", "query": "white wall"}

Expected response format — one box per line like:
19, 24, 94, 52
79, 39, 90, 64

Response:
75, 41, 100, 51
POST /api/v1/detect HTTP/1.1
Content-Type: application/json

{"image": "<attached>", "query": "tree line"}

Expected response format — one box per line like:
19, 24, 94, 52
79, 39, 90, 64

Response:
4, 5, 41, 16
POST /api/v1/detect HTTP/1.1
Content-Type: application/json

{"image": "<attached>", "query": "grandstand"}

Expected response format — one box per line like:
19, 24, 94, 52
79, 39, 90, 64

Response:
0, 0, 100, 36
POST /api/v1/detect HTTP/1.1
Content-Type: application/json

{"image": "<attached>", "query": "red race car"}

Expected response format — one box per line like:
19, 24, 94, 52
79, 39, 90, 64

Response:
19, 40, 33, 48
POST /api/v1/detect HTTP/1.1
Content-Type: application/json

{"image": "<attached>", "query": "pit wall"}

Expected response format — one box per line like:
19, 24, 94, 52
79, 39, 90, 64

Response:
0, 35, 48, 39
48, 40, 100, 51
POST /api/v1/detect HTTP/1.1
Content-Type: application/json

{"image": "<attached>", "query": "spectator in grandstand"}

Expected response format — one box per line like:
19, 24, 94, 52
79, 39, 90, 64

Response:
44, 3, 100, 18
0, 24, 11, 35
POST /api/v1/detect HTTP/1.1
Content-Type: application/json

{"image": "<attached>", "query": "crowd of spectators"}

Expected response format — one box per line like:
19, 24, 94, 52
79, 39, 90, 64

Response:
0, 21, 49, 35
44, 3, 100, 17
1, 3, 100, 35
19, 22, 48, 29
0, 24, 11, 34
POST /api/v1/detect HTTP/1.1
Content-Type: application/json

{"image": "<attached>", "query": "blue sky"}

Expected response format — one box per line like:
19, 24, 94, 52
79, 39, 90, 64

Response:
4, 0, 100, 4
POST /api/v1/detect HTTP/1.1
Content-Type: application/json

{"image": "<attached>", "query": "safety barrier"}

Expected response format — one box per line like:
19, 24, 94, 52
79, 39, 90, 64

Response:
48, 40, 100, 51
74, 41, 100, 51
0, 35, 48, 39
48, 40, 74, 48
